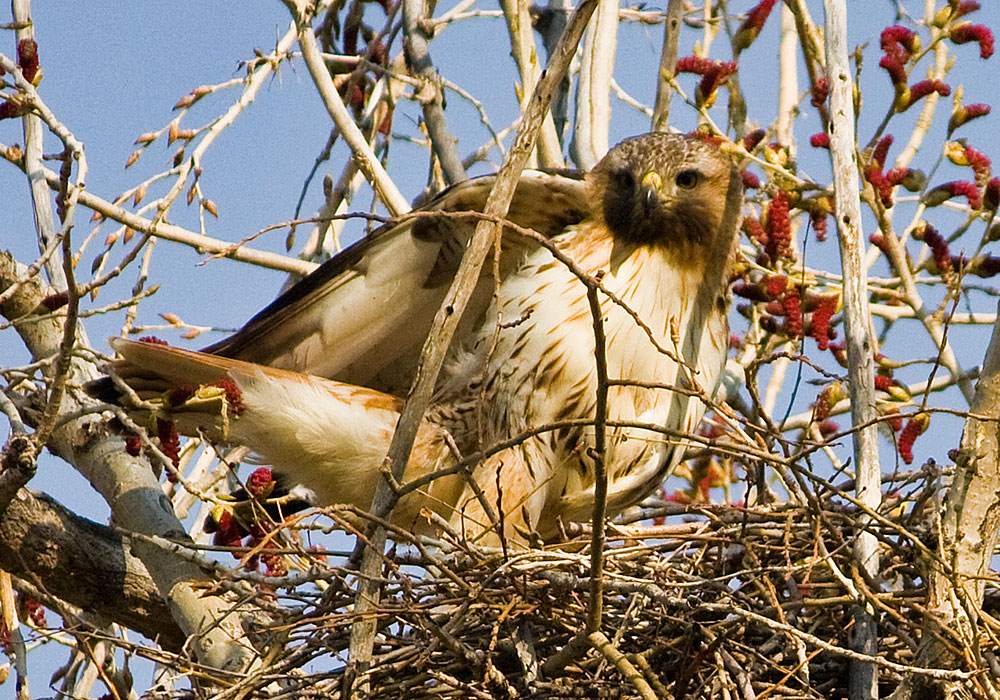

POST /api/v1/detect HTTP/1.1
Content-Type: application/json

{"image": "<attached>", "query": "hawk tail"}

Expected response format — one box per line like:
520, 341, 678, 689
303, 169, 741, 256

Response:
87, 339, 468, 533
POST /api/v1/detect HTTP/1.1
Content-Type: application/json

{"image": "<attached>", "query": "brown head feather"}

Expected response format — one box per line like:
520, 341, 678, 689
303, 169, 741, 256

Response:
587, 133, 741, 254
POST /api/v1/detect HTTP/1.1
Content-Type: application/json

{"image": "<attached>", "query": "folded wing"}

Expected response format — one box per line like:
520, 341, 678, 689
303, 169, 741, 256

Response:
202, 170, 589, 395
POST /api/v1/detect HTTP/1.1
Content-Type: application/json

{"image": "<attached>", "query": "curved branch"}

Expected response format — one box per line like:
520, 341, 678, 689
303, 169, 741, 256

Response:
344, 2, 598, 694
0, 487, 184, 651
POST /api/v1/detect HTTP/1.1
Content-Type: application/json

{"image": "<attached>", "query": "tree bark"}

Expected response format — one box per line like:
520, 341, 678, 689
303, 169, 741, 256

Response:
0, 250, 257, 673
822, 2, 881, 697
0, 487, 184, 651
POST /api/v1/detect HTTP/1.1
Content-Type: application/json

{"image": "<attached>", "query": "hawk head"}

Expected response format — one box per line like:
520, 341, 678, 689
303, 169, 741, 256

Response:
587, 133, 742, 251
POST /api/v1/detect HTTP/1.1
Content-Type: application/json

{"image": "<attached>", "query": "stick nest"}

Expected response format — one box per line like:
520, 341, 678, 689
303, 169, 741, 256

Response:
218, 475, 984, 700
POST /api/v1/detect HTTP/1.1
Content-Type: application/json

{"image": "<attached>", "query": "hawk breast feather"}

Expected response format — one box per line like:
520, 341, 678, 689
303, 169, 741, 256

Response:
97, 132, 743, 546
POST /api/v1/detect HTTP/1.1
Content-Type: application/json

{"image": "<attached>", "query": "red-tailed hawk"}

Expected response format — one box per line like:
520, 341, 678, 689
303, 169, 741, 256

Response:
97, 132, 743, 545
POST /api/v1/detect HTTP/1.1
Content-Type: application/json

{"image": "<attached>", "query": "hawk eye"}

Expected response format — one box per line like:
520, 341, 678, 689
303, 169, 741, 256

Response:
610, 169, 636, 190
675, 169, 702, 189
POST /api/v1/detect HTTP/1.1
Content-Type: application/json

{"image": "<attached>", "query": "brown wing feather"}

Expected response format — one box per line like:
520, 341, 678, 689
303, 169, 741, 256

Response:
200, 170, 589, 395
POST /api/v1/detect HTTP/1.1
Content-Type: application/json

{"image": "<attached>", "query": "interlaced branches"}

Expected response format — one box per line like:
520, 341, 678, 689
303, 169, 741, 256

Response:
3, 1, 1000, 699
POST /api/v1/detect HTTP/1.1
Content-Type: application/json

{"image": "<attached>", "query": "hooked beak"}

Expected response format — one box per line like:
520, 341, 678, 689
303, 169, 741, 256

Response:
640, 171, 663, 214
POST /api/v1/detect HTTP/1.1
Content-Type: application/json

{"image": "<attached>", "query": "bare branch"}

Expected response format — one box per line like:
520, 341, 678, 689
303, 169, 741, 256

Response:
570, 0, 617, 169
0, 146, 317, 276
498, 0, 565, 168
894, 303, 1000, 697
651, 0, 683, 132
402, 0, 467, 183
0, 251, 257, 674
12, 0, 64, 290
291, 8, 410, 216
823, 2, 880, 695
0, 487, 184, 650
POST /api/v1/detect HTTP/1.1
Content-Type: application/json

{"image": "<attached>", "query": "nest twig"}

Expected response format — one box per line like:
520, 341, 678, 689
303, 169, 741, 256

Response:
169, 462, 987, 700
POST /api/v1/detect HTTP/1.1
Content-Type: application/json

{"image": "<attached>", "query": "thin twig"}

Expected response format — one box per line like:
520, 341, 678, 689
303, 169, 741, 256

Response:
0, 149, 317, 275
585, 282, 609, 634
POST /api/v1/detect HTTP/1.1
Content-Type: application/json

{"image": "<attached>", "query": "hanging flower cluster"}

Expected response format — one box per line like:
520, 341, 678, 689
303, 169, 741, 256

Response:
203, 467, 290, 577
675, 56, 738, 108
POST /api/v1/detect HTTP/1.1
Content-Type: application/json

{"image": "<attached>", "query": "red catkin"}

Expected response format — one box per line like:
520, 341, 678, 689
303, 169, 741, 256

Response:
872, 135, 894, 168
868, 234, 892, 257
809, 133, 830, 149
874, 374, 896, 391
963, 143, 992, 186
879, 54, 907, 85
742, 217, 767, 245
741, 170, 761, 189
913, 223, 952, 273
124, 434, 142, 457
898, 416, 928, 464
16, 39, 40, 84
881, 26, 920, 59
764, 275, 788, 297
156, 419, 181, 472
810, 209, 828, 242
903, 79, 950, 109
829, 341, 848, 367
969, 255, 1000, 278
742, 128, 766, 151
734, 0, 777, 51
949, 103, 990, 133
985, 177, 1000, 209
765, 190, 791, 259
209, 379, 246, 415
675, 56, 737, 105
811, 76, 829, 109
733, 283, 770, 303
866, 167, 895, 208
261, 552, 288, 578
23, 597, 45, 628
950, 23, 994, 59
925, 180, 983, 209
167, 385, 196, 407
246, 467, 275, 498
782, 288, 803, 338
952, 2, 981, 20
809, 295, 837, 350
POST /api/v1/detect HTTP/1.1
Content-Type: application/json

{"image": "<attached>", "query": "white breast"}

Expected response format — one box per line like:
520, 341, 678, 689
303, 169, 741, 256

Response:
440, 222, 729, 532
